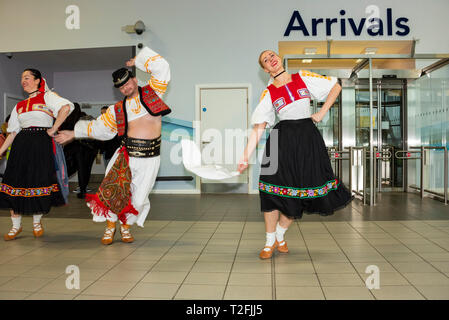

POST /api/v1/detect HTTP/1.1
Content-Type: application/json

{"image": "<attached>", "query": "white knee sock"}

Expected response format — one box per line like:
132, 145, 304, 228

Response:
276, 223, 288, 243
11, 216, 22, 229
264, 232, 276, 249
33, 214, 43, 224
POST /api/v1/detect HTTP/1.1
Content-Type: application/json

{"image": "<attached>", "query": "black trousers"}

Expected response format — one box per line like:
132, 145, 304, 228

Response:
64, 141, 98, 194
76, 145, 98, 193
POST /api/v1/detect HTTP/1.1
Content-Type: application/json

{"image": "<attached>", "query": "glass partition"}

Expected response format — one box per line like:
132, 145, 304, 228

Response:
315, 97, 340, 148
407, 63, 449, 196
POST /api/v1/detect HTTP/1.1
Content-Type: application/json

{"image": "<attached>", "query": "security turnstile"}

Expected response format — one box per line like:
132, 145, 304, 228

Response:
396, 146, 448, 205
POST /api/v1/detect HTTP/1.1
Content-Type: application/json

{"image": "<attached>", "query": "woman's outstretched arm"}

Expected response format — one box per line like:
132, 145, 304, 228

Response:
238, 122, 267, 173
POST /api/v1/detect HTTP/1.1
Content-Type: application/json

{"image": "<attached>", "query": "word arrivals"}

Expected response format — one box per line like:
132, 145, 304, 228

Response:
284, 8, 410, 37
186, 305, 220, 318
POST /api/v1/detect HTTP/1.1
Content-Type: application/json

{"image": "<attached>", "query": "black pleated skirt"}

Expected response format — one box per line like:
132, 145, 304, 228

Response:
0, 128, 66, 215
259, 118, 353, 218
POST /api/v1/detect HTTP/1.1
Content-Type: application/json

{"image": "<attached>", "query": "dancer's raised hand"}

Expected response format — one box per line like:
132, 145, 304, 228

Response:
126, 57, 136, 67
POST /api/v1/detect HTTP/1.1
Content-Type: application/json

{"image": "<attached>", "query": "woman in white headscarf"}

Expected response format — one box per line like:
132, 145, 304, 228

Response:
0, 68, 73, 241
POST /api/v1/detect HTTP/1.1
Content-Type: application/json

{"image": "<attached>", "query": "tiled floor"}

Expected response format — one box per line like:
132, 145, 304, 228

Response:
0, 191, 448, 300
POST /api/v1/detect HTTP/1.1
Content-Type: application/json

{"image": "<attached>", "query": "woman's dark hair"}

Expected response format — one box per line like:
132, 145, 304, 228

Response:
23, 68, 42, 86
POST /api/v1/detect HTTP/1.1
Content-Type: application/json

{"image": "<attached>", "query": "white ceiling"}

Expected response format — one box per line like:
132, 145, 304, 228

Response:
6, 46, 134, 72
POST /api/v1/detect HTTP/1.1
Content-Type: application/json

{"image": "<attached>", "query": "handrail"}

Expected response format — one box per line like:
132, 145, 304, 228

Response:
156, 176, 194, 181
327, 148, 351, 195
395, 146, 447, 205
327, 150, 350, 160
375, 149, 392, 161
343, 146, 367, 204
372, 146, 394, 204
395, 150, 422, 160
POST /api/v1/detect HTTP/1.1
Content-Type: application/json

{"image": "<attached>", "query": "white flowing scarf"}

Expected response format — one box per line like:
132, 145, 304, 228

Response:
181, 139, 240, 180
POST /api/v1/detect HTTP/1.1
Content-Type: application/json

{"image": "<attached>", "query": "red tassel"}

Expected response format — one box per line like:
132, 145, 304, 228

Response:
85, 149, 137, 225
117, 199, 139, 225
86, 193, 139, 224
85, 193, 111, 219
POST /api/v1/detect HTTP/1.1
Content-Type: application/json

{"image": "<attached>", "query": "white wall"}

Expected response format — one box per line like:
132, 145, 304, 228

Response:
2, 0, 448, 124
0, 55, 26, 119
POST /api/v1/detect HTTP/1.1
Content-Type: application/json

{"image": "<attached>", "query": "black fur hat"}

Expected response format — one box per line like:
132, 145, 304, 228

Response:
112, 68, 134, 88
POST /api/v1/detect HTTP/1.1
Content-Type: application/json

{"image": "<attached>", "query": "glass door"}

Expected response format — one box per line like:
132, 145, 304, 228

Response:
315, 96, 340, 148
314, 96, 341, 178
354, 86, 377, 199
355, 87, 378, 148
354, 80, 405, 193
379, 87, 404, 191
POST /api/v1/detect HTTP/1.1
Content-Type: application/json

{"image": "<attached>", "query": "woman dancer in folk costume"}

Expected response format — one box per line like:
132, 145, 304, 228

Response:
56, 45, 171, 245
0, 69, 73, 240
238, 50, 353, 259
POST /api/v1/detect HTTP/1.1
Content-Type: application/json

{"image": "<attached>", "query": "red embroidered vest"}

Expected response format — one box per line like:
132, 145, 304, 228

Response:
15, 93, 52, 116
267, 73, 310, 113
114, 84, 171, 137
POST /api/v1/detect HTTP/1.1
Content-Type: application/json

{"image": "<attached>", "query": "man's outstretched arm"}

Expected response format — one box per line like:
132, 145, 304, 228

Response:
55, 105, 118, 144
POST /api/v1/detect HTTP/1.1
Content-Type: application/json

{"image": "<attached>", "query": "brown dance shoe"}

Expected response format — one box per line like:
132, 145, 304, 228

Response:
120, 224, 134, 243
259, 242, 278, 260
33, 223, 44, 238
4, 227, 22, 241
276, 240, 289, 253
101, 221, 116, 245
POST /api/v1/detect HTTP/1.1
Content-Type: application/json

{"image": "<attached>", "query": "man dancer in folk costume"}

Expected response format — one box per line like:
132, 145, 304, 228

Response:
56, 45, 171, 244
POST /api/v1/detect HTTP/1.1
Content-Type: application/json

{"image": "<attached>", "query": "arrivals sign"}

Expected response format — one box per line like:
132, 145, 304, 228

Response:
284, 8, 410, 37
